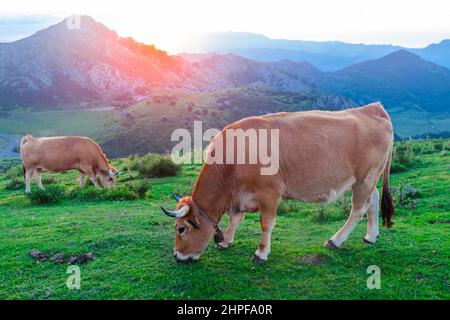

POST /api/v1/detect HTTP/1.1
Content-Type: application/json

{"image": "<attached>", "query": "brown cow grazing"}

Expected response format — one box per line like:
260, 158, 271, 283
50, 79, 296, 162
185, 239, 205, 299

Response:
20, 135, 118, 193
161, 102, 395, 264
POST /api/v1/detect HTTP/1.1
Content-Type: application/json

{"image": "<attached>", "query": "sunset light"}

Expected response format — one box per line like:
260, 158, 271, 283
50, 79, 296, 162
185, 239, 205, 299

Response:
2, 0, 450, 51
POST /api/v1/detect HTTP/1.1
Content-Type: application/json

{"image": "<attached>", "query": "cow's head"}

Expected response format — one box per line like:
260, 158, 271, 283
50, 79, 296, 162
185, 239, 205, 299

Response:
161, 194, 219, 263
99, 166, 119, 187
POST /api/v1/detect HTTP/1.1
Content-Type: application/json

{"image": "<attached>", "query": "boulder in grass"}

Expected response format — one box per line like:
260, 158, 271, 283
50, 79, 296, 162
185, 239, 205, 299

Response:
68, 252, 96, 265
50, 253, 65, 264
29, 249, 48, 262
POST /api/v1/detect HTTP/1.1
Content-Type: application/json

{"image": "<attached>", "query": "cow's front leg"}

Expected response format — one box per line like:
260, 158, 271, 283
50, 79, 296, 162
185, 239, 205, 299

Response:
253, 196, 278, 264
325, 183, 371, 248
24, 169, 34, 193
89, 175, 101, 188
253, 214, 276, 264
217, 212, 244, 250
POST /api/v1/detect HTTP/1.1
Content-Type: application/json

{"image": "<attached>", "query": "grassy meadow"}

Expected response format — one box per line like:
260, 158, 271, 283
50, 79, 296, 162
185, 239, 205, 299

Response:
0, 139, 448, 299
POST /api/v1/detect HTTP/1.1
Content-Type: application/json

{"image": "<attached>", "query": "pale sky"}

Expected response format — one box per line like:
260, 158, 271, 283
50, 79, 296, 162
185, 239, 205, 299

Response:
1, 0, 450, 52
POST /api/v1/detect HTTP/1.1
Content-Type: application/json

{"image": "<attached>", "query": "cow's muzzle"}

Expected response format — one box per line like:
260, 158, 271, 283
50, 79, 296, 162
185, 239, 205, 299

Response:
174, 251, 199, 264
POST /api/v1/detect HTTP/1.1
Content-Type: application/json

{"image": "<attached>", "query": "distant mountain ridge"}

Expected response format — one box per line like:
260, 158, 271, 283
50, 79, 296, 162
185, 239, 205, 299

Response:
319, 50, 450, 113
185, 31, 450, 71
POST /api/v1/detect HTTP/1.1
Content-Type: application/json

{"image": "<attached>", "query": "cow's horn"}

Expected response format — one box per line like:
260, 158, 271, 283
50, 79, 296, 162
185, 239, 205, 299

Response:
161, 205, 189, 218
172, 193, 182, 202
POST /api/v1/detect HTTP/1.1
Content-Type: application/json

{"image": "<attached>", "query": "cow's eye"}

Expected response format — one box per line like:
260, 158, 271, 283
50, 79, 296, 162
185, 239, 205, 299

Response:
177, 226, 186, 235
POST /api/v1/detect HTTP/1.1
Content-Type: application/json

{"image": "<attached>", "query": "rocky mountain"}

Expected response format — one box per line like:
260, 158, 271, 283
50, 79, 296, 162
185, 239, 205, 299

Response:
0, 16, 343, 107
319, 50, 450, 113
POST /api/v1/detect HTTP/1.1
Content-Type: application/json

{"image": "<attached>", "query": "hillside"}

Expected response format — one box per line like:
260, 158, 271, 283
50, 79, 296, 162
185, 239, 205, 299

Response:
101, 87, 355, 157
319, 50, 450, 113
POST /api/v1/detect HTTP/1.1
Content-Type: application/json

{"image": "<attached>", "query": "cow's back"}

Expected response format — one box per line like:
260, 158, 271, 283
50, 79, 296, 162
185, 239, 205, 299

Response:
226, 102, 393, 202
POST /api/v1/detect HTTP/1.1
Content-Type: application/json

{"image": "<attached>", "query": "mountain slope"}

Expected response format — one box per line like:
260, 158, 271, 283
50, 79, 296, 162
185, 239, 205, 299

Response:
411, 40, 450, 70
319, 50, 450, 113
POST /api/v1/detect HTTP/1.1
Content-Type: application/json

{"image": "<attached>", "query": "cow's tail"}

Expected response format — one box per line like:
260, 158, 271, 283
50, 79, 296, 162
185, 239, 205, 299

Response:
381, 149, 395, 228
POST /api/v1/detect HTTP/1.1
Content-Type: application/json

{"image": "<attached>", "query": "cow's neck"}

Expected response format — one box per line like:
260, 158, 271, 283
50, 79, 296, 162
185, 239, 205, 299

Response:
192, 164, 231, 224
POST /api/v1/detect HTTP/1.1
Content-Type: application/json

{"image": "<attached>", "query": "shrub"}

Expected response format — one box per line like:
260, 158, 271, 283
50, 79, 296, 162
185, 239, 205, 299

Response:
433, 141, 444, 152
0, 159, 21, 173
137, 153, 180, 178
5, 165, 22, 179
392, 180, 420, 208
104, 186, 139, 201
27, 185, 65, 204
393, 141, 415, 168
126, 179, 150, 197
42, 174, 57, 185
68, 187, 105, 201
5, 177, 25, 191
68, 186, 139, 201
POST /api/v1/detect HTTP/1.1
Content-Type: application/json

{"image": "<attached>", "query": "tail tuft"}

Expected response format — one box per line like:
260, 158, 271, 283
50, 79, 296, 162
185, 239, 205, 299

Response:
381, 183, 394, 228
381, 149, 395, 228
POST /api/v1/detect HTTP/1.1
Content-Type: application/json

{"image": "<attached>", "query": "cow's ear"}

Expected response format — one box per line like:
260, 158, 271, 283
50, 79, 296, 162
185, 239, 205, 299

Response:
186, 218, 200, 229
194, 215, 201, 227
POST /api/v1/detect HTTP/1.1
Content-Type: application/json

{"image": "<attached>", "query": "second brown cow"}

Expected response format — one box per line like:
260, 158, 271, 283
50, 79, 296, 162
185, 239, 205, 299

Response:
20, 135, 118, 193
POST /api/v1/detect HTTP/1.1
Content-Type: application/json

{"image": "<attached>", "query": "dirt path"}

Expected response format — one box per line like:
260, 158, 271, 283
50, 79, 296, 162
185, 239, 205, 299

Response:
0, 134, 20, 158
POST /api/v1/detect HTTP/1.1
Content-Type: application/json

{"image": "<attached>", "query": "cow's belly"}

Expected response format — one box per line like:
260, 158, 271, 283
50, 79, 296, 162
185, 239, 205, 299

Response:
284, 176, 355, 204
32, 158, 80, 173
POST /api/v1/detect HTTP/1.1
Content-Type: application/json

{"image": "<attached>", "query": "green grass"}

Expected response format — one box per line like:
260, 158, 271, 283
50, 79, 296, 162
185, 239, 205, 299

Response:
388, 106, 450, 138
0, 140, 448, 300
0, 107, 119, 142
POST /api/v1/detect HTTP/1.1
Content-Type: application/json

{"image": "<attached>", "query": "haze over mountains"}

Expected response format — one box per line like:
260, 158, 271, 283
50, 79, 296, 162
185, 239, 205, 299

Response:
186, 31, 450, 71
0, 15, 449, 142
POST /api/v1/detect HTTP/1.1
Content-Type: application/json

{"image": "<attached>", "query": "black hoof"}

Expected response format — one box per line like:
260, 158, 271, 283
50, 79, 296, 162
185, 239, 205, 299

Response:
362, 238, 375, 245
324, 239, 339, 250
216, 243, 231, 250
252, 255, 268, 264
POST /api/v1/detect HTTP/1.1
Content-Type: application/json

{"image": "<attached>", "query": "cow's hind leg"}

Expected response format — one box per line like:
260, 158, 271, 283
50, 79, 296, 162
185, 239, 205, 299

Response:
217, 212, 244, 250
25, 169, 34, 193
253, 192, 279, 264
33, 171, 44, 190
325, 183, 372, 248
364, 188, 380, 245
79, 172, 86, 188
